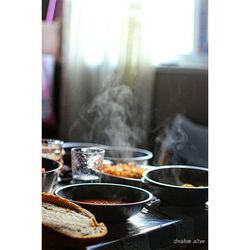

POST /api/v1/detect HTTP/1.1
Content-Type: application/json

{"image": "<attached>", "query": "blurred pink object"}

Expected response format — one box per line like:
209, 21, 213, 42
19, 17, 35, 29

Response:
46, 0, 57, 22
42, 54, 56, 126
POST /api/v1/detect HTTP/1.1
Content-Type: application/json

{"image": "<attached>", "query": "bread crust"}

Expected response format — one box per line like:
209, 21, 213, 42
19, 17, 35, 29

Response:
42, 192, 107, 248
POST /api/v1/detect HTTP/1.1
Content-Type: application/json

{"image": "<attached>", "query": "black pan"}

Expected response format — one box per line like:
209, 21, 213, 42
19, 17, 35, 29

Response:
55, 183, 153, 222
142, 166, 208, 206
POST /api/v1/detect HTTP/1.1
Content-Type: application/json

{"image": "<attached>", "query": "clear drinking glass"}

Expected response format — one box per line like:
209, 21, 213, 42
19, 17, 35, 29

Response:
42, 139, 64, 161
71, 147, 105, 183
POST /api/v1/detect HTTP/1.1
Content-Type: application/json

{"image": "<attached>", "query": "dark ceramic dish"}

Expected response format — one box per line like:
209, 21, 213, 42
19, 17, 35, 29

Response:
55, 183, 153, 222
142, 166, 208, 206
42, 157, 62, 193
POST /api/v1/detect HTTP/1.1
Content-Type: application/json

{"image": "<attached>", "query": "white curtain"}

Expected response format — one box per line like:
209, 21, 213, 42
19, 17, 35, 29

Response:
59, 0, 156, 147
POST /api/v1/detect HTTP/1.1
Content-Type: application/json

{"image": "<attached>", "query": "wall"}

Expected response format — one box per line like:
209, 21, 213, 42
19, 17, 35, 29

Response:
56, 65, 208, 152
148, 66, 208, 165
151, 66, 208, 129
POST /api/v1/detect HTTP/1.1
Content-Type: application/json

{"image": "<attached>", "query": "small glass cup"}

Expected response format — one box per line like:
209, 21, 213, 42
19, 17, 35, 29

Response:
42, 139, 64, 161
71, 147, 105, 183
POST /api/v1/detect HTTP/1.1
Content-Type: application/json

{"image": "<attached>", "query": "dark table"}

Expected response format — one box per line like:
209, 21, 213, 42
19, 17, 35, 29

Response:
52, 175, 208, 250
84, 197, 208, 250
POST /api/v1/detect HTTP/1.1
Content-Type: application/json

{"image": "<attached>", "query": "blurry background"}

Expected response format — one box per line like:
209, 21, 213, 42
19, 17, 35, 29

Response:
42, 0, 208, 167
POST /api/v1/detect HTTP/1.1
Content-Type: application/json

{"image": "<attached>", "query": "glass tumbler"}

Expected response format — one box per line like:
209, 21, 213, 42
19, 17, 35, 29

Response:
71, 147, 105, 183
42, 139, 64, 161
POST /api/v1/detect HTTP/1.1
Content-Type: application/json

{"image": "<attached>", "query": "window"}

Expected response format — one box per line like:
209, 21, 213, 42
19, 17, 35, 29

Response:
62, 0, 208, 68
151, 0, 208, 67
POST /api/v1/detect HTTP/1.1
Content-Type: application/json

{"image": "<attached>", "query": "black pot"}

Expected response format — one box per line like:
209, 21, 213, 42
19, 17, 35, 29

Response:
55, 183, 153, 222
142, 166, 208, 206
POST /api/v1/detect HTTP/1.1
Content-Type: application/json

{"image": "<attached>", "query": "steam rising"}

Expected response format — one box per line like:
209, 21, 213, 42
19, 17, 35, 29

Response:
69, 84, 145, 148
155, 115, 188, 165
154, 114, 208, 167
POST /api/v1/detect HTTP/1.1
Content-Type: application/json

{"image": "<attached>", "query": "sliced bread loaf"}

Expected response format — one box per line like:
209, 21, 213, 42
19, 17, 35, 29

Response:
42, 192, 107, 249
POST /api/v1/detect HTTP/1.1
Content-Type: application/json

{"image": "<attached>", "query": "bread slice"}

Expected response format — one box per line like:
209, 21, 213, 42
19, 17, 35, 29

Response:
42, 192, 107, 249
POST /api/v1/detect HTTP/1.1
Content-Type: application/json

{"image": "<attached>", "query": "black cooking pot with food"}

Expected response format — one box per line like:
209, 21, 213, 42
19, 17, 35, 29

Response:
55, 183, 153, 222
142, 165, 208, 206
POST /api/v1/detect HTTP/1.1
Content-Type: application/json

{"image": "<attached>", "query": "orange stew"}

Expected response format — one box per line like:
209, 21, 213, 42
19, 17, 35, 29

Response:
99, 162, 144, 179
78, 199, 127, 205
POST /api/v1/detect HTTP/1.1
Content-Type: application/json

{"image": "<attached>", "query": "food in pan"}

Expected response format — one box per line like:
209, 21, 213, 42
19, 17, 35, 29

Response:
181, 183, 204, 188
181, 183, 195, 188
77, 199, 128, 205
42, 192, 107, 248
99, 162, 144, 179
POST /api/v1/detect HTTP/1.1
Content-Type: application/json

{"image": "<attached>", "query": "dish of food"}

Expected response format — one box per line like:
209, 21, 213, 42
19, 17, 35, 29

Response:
99, 163, 153, 187
142, 166, 208, 206
99, 162, 144, 179
55, 183, 153, 222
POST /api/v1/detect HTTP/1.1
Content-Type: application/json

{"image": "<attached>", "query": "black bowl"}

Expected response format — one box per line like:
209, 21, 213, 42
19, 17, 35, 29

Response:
42, 158, 62, 193
142, 166, 208, 206
55, 183, 153, 222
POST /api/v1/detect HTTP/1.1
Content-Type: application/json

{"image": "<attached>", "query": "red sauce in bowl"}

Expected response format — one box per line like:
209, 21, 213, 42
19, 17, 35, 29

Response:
77, 199, 127, 205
